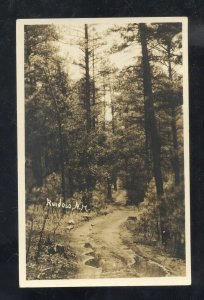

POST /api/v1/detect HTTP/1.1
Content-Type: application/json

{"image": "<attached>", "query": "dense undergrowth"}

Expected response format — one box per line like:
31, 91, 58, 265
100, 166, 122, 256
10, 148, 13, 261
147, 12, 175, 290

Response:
126, 175, 185, 259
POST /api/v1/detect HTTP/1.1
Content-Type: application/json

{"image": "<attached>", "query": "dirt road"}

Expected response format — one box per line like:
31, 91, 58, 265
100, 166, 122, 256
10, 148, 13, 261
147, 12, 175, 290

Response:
69, 204, 171, 279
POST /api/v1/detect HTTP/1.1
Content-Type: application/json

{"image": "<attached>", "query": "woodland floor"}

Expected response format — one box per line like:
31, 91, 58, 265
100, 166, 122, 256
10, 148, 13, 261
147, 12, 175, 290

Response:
68, 188, 186, 279
27, 186, 186, 279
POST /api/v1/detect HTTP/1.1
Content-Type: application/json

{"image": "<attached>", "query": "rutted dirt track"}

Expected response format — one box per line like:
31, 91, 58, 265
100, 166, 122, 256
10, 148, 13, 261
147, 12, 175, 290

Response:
70, 207, 138, 278
69, 205, 172, 279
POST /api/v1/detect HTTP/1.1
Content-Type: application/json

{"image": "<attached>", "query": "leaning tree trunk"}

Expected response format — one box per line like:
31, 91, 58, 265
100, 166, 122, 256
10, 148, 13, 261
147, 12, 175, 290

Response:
139, 23, 166, 244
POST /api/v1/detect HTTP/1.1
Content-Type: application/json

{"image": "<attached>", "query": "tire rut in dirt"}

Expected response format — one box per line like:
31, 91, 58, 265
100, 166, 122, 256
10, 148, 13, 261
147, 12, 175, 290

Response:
83, 242, 100, 268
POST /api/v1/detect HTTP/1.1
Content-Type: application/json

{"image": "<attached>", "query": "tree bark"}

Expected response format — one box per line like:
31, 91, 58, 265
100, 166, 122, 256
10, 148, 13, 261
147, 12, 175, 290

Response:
108, 73, 115, 133
167, 43, 180, 186
112, 171, 117, 191
35, 209, 49, 264
84, 24, 91, 132
107, 178, 112, 201
58, 123, 66, 200
171, 107, 180, 185
92, 46, 96, 129
102, 73, 106, 130
139, 23, 166, 244
139, 23, 164, 197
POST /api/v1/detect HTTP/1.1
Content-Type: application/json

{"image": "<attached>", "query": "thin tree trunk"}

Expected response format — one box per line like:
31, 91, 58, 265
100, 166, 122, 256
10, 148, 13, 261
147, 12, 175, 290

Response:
108, 73, 115, 133
171, 107, 180, 185
35, 209, 49, 264
112, 171, 117, 191
58, 123, 66, 200
85, 24, 91, 132
92, 47, 96, 129
83, 25, 93, 206
167, 43, 180, 185
68, 174, 74, 197
144, 100, 151, 170
139, 23, 164, 197
102, 74, 106, 130
107, 178, 112, 201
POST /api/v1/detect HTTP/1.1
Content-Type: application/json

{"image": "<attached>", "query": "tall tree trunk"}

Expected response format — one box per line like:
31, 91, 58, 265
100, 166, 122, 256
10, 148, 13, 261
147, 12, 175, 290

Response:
35, 209, 49, 264
139, 23, 166, 243
112, 170, 117, 191
171, 108, 180, 185
92, 47, 96, 129
84, 25, 93, 207
58, 123, 66, 201
139, 23, 164, 197
107, 178, 112, 201
167, 43, 180, 186
108, 73, 115, 133
144, 100, 151, 170
84, 24, 91, 132
68, 174, 74, 197
102, 74, 106, 130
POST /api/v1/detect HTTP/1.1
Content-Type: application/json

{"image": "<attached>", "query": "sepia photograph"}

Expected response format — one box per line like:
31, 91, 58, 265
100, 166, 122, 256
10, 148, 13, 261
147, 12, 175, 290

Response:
17, 17, 190, 287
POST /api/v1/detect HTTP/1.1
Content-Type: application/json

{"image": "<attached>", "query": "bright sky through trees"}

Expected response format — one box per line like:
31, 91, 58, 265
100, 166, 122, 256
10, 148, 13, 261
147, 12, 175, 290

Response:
56, 23, 141, 81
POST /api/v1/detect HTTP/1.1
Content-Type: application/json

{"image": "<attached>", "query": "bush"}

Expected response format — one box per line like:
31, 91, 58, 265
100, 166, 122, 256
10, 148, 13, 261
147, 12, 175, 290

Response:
135, 175, 185, 258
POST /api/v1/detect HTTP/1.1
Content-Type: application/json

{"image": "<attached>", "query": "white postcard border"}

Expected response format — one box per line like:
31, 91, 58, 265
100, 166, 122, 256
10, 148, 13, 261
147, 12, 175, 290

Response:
17, 17, 191, 287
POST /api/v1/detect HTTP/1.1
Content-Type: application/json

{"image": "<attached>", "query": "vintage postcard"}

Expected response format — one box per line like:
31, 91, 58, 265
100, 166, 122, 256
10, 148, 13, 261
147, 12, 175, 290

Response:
17, 17, 191, 287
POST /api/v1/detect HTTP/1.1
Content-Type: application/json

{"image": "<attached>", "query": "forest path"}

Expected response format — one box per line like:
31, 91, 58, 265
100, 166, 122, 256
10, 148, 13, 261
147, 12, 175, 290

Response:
70, 205, 138, 278
69, 201, 170, 278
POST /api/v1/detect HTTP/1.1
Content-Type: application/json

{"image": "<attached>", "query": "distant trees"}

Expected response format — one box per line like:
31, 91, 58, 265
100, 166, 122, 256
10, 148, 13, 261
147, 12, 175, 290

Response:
25, 25, 73, 201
